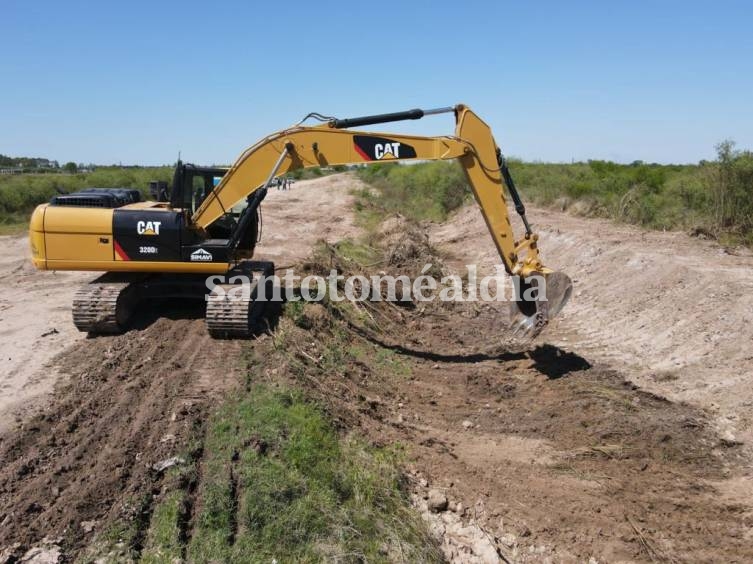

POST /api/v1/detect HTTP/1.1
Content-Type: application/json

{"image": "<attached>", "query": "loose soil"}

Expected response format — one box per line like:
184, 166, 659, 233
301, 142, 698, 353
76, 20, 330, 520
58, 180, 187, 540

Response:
1, 174, 752, 562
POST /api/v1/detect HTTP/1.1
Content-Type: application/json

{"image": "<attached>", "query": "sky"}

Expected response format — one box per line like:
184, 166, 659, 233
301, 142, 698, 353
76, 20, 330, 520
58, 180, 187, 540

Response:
2, 0, 752, 165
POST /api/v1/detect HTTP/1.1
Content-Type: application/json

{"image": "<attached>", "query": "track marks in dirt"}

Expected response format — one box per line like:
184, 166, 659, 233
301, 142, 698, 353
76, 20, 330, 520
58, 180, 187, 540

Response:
0, 316, 245, 560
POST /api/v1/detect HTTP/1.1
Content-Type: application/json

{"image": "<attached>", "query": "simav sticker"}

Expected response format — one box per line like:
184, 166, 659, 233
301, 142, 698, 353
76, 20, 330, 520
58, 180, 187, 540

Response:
190, 248, 213, 262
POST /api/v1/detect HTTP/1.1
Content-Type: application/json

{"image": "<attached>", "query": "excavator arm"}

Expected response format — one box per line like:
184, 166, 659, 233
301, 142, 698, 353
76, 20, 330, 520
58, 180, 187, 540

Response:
193, 104, 572, 336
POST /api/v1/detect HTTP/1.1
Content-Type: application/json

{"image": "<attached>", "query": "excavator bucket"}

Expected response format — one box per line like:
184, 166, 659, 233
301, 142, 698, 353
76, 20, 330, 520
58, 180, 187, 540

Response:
510, 271, 573, 340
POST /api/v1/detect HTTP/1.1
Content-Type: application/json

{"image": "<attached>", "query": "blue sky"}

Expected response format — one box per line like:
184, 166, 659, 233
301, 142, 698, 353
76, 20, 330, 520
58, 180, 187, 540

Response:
2, 0, 751, 165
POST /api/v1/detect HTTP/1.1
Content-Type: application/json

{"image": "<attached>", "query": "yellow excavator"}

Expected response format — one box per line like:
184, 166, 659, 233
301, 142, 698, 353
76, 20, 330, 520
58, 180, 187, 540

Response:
29, 104, 572, 338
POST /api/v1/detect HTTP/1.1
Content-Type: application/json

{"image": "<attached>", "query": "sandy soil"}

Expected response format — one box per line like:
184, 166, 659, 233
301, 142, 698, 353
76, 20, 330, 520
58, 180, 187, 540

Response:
0, 239, 90, 432
432, 204, 753, 445
254, 174, 361, 265
1, 174, 753, 562
0, 176, 362, 435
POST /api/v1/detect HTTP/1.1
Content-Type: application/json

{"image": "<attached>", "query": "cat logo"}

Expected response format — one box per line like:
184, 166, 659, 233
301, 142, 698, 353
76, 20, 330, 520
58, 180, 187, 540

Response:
190, 248, 213, 262
353, 135, 417, 161
374, 142, 401, 160
137, 220, 161, 236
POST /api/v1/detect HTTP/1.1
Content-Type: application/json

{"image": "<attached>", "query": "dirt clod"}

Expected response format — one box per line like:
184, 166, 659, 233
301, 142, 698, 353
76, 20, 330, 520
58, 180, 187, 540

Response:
19, 542, 62, 564
152, 456, 185, 474
428, 490, 449, 513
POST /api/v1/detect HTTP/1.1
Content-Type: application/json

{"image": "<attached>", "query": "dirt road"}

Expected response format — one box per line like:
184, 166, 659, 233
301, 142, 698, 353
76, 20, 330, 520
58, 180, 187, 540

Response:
1, 174, 752, 562
0, 239, 90, 432
0, 175, 361, 435
255, 174, 360, 265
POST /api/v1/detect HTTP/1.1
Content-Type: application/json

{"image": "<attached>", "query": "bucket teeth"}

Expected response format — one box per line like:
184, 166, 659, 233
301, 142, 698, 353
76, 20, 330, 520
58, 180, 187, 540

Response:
510, 310, 546, 340
509, 271, 572, 341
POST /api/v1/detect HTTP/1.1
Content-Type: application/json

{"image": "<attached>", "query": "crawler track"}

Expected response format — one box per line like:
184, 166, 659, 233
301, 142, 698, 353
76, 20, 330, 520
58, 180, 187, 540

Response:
206, 263, 274, 338
71, 264, 276, 338
72, 277, 137, 333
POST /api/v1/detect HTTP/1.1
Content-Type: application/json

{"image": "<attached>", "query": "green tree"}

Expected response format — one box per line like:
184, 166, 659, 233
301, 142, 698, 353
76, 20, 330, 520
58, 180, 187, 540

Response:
63, 161, 78, 174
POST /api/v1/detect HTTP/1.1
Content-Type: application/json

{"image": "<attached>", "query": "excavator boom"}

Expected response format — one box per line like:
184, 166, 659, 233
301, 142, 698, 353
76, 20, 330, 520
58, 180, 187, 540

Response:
192, 104, 572, 336
195, 105, 533, 277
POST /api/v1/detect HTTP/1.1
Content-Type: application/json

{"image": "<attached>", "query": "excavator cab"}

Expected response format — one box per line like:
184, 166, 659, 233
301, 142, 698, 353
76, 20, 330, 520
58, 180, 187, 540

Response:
169, 162, 229, 215
155, 161, 258, 249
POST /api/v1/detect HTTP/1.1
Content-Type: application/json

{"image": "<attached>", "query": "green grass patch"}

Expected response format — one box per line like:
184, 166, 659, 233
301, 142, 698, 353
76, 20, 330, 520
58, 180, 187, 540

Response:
374, 346, 412, 378
140, 490, 186, 564
355, 143, 753, 246
187, 414, 238, 563
332, 238, 382, 266
356, 161, 471, 223
188, 385, 439, 563
0, 166, 173, 225
349, 343, 412, 379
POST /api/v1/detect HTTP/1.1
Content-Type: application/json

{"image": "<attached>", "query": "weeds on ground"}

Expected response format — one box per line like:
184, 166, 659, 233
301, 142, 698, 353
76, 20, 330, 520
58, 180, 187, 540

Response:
80, 493, 154, 563
186, 386, 440, 563
140, 490, 186, 564
356, 161, 471, 224
333, 238, 382, 266
0, 214, 28, 235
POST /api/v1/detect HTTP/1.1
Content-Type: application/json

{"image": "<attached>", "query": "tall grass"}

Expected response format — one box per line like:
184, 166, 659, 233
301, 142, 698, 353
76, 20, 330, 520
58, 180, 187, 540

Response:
506, 160, 712, 230
0, 167, 173, 223
711, 141, 753, 240
356, 161, 470, 222
355, 143, 753, 246
508, 148, 753, 244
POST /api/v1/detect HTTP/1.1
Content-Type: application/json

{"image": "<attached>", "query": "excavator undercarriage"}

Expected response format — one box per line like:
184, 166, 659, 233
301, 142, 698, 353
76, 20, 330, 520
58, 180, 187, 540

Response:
72, 261, 274, 338
30, 104, 572, 339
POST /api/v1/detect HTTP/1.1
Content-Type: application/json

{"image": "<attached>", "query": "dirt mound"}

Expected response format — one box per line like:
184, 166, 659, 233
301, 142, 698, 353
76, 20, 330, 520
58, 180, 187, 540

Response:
432, 203, 753, 446
377, 214, 437, 268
